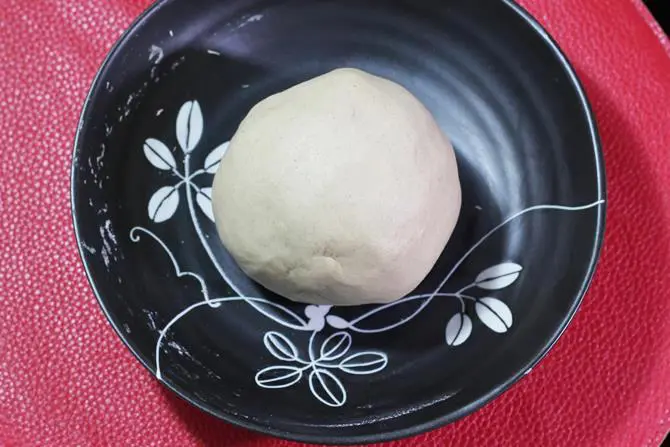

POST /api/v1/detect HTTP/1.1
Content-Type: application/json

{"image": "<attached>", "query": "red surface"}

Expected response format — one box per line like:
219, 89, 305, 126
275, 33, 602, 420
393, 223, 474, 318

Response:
1, 0, 669, 445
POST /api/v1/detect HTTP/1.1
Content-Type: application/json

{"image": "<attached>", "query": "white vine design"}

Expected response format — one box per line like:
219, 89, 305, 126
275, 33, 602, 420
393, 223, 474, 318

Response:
131, 100, 604, 407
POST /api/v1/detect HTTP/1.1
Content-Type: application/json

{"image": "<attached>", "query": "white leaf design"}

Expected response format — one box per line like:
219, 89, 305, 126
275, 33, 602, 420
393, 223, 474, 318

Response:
319, 332, 351, 361
339, 352, 388, 375
308, 369, 346, 407
475, 263, 523, 290
263, 332, 299, 362
204, 141, 229, 173
196, 187, 214, 222
255, 365, 303, 389
475, 298, 513, 333
176, 100, 203, 153
326, 315, 349, 329
143, 138, 176, 170
148, 186, 180, 223
445, 313, 472, 346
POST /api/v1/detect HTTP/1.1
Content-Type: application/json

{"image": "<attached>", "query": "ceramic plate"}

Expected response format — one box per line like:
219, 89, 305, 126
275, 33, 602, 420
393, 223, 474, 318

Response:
71, 0, 606, 443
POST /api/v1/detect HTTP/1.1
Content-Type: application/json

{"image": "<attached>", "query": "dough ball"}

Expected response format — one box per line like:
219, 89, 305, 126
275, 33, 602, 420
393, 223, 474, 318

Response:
212, 68, 461, 306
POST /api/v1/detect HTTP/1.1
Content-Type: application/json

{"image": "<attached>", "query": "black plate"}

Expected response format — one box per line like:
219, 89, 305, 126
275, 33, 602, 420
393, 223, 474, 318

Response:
71, 0, 606, 444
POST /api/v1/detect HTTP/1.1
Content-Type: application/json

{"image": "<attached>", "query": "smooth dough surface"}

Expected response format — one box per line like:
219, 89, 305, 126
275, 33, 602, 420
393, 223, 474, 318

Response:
212, 68, 461, 306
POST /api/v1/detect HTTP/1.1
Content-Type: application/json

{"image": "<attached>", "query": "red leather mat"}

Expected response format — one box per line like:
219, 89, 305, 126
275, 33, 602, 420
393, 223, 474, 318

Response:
1, 0, 669, 445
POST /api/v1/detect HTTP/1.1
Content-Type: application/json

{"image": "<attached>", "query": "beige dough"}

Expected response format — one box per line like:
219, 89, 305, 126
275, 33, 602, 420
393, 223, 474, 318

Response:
212, 68, 461, 306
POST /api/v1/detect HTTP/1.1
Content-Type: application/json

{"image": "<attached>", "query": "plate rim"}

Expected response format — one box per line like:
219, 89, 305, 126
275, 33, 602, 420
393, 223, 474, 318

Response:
70, 0, 607, 444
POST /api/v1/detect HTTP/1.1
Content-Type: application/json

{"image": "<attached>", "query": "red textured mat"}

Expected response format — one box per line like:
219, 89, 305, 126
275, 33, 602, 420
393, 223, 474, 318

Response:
1, 0, 669, 445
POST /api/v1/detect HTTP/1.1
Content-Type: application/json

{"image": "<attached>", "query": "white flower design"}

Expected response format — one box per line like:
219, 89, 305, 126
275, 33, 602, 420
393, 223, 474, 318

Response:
256, 331, 387, 407
142, 101, 228, 224
131, 100, 604, 407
